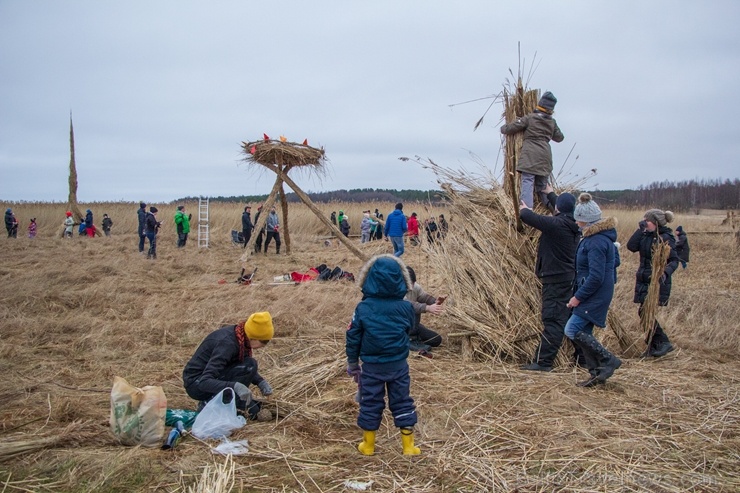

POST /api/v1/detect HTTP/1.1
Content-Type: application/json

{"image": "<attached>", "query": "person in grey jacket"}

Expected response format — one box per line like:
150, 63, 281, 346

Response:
500, 91, 564, 209
404, 267, 444, 350
264, 206, 281, 254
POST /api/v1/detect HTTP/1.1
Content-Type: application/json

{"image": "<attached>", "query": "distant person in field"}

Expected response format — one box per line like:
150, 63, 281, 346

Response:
346, 254, 421, 456
407, 212, 420, 246
374, 209, 384, 241
384, 203, 408, 257
63, 211, 74, 238
254, 205, 264, 253
137, 202, 147, 252
264, 206, 281, 254
500, 91, 564, 209
360, 211, 372, 243
627, 209, 680, 358
337, 210, 345, 229
102, 214, 113, 237
241, 205, 253, 249
84, 209, 96, 237
404, 267, 444, 352
183, 312, 275, 421
340, 214, 351, 237
425, 216, 438, 243
368, 214, 379, 241
5, 208, 18, 238
330, 211, 337, 226
519, 186, 581, 372
438, 214, 448, 239
675, 225, 690, 269
144, 206, 161, 259
27, 218, 37, 239
565, 193, 621, 387
174, 205, 191, 247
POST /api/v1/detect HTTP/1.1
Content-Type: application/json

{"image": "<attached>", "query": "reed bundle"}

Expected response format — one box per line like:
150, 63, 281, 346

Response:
241, 139, 326, 168
640, 239, 671, 348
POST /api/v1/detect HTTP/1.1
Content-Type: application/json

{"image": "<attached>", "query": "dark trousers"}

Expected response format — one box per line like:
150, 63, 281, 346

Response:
177, 233, 188, 247
264, 231, 281, 253
358, 362, 417, 431
411, 315, 442, 347
242, 228, 252, 248
184, 357, 259, 411
254, 230, 264, 252
532, 280, 574, 367
138, 227, 146, 252
638, 305, 670, 347
146, 232, 157, 258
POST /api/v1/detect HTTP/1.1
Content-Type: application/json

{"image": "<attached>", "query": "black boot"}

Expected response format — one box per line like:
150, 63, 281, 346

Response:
650, 324, 674, 358
573, 331, 621, 384
571, 336, 602, 387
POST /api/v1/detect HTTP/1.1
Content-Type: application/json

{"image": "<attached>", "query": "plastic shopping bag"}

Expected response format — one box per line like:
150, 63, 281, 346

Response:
110, 376, 167, 447
191, 388, 246, 439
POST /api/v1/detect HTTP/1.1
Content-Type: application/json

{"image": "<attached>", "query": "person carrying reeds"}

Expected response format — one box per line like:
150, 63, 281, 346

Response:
626, 209, 680, 357
519, 185, 581, 372
183, 312, 274, 421
346, 254, 421, 456
500, 91, 564, 209
565, 193, 622, 387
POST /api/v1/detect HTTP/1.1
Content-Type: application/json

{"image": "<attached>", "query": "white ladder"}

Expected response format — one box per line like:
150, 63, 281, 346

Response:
198, 197, 209, 248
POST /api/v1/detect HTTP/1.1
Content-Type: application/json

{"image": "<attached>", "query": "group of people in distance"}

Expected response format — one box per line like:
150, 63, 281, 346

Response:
241, 204, 281, 254
327, 207, 449, 248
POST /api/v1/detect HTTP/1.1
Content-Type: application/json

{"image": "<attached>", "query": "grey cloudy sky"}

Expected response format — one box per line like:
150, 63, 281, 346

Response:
1, 1, 738, 203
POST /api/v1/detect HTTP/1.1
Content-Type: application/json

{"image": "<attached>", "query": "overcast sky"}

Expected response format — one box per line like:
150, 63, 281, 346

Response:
1, 1, 738, 203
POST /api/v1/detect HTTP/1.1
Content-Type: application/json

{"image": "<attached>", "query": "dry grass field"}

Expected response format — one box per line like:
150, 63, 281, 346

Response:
0, 201, 738, 492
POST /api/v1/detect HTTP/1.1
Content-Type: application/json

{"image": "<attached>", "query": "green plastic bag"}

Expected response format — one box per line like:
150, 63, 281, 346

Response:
166, 408, 198, 429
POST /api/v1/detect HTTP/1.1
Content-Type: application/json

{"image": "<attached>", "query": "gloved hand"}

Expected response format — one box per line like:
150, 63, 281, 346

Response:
257, 380, 273, 396
659, 273, 667, 284
233, 382, 252, 405
639, 220, 648, 231
347, 362, 361, 382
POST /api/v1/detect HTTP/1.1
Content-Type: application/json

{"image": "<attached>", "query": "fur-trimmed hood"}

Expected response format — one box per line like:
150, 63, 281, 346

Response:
357, 254, 412, 299
581, 217, 617, 238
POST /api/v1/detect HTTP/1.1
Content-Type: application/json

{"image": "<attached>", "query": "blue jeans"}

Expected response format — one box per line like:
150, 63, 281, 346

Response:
390, 236, 404, 257
520, 172, 549, 208
564, 313, 595, 340
146, 232, 157, 258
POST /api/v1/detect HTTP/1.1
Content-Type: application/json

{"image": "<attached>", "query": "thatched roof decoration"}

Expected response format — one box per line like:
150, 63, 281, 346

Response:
241, 139, 326, 168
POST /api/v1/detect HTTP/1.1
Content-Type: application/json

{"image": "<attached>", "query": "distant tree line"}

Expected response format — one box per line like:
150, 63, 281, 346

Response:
179, 188, 447, 205
587, 178, 739, 212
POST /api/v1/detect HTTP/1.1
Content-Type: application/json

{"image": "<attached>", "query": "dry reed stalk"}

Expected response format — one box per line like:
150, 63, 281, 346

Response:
640, 240, 671, 349
185, 454, 235, 493
0, 421, 90, 462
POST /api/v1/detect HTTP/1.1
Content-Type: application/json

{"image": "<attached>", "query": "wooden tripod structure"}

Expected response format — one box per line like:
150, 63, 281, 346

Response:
239, 138, 368, 263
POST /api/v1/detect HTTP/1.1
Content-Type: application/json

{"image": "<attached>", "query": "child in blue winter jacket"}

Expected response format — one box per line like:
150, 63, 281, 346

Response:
346, 254, 421, 456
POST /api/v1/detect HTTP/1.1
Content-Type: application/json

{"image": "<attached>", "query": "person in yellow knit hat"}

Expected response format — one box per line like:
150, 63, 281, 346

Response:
183, 312, 275, 420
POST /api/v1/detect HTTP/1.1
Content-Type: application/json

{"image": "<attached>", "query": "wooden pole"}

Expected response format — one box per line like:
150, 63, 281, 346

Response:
278, 163, 292, 255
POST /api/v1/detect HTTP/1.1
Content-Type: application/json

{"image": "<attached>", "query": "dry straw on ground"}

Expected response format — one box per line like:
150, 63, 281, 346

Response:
0, 200, 738, 492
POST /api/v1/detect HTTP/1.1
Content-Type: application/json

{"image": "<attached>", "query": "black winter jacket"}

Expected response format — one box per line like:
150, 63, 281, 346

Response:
676, 230, 690, 263
520, 196, 580, 284
242, 211, 253, 231
137, 207, 147, 234
626, 225, 680, 305
182, 325, 265, 397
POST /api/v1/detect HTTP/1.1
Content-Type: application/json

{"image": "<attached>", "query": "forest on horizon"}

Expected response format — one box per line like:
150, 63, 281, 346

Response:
180, 178, 739, 212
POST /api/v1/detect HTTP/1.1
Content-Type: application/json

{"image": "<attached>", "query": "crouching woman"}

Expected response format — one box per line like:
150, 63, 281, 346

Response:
565, 194, 622, 387
183, 312, 275, 419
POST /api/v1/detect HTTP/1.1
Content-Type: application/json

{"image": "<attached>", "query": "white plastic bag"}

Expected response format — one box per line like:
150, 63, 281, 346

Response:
212, 438, 249, 456
191, 388, 246, 439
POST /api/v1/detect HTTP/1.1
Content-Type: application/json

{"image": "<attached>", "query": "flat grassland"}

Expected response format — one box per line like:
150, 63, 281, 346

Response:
0, 202, 738, 492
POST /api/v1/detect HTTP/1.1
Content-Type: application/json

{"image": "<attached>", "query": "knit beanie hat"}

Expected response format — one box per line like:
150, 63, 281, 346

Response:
537, 91, 557, 113
244, 312, 274, 341
675, 225, 683, 233
574, 193, 602, 224
644, 209, 674, 227
65, 211, 72, 217
555, 192, 576, 214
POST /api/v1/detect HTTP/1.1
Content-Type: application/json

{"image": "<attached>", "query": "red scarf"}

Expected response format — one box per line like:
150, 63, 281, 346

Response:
234, 321, 252, 362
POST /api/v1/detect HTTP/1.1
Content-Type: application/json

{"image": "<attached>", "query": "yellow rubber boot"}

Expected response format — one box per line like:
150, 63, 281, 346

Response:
400, 427, 421, 455
357, 430, 376, 456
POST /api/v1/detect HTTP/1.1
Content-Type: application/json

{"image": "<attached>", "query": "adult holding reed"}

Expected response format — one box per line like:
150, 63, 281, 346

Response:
626, 209, 680, 357
565, 193, 621, 387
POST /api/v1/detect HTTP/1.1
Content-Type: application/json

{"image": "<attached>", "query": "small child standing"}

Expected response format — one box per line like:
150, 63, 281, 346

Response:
102, 214, 113, 237
28, 218, 37, 239
500, 91, 564, 209
346, 254, 421, 456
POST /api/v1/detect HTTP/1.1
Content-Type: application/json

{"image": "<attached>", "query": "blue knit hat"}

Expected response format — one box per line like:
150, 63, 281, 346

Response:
555, 193, 576, 214
537, 91, 557, 113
